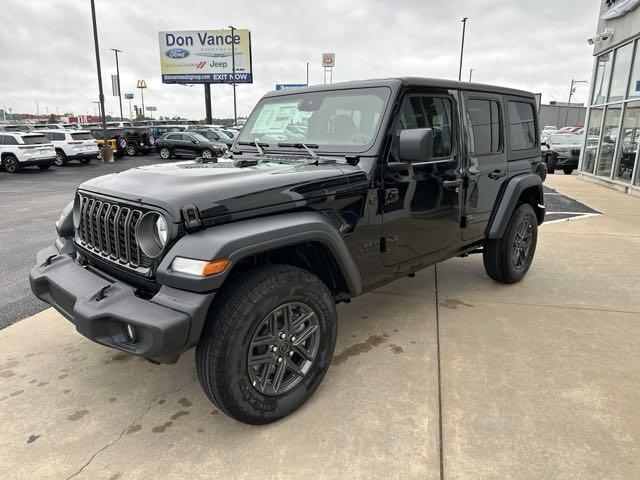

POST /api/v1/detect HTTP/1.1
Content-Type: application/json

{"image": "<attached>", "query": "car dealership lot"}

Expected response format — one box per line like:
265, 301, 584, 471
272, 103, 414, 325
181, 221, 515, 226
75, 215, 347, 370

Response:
1, 174, 639, 479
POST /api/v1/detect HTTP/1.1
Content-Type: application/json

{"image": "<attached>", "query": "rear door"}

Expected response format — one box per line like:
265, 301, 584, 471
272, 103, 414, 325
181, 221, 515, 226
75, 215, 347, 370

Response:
461, 92, 507, 240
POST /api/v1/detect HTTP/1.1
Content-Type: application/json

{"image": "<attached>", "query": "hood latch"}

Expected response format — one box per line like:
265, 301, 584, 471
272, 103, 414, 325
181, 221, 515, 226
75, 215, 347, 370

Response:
182, 204, 202, 231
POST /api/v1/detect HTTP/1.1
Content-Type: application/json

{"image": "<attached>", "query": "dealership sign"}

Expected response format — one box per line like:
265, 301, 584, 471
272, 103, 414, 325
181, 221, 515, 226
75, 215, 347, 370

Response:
602, 0, 640, 20
158, 29, 253, 84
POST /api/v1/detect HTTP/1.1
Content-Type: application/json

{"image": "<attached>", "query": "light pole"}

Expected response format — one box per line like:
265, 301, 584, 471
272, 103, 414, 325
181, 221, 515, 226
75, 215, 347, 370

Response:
111, 48, 124, 121
469, 68, 476, 82
89, 0, 110, 161
458, 17, 468, 82
306, 62, 309, 85
565, 79, 588, 126
228, 25, 238, 126
137, 80, 147, 119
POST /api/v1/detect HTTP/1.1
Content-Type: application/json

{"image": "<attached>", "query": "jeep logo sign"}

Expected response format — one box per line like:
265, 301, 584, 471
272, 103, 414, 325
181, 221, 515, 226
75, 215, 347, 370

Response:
165, 48, 190, 59
602, 0, 640, 20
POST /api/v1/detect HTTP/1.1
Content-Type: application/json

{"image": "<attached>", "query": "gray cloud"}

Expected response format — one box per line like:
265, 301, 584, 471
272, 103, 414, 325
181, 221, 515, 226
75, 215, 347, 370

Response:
0, 0, 599, 119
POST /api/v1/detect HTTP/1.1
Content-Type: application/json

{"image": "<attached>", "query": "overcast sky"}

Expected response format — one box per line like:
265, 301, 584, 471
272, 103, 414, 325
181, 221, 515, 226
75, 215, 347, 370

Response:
0, 0, 600, 120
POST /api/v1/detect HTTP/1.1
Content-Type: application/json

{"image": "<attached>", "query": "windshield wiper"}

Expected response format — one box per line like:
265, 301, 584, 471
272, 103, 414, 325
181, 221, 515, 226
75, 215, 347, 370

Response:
238, 140, 270, 156
277, 142, 319, 159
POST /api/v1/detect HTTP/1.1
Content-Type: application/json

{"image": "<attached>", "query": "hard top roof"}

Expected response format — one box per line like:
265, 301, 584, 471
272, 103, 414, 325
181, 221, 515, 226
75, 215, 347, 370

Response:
263, 77, 535, 99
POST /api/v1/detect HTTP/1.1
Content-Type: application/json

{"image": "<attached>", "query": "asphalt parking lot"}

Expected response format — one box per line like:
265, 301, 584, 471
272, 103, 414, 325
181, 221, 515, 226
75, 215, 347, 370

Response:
1, 175, 639, 479
0, 155, 162, 329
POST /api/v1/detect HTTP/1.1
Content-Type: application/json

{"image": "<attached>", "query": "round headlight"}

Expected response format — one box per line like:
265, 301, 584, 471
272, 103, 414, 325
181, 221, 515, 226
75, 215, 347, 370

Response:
136, 212, 169, 258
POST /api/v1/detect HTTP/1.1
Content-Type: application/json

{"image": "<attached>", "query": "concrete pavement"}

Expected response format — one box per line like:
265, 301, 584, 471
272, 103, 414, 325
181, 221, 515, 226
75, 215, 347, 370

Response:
1, 174, 639, 479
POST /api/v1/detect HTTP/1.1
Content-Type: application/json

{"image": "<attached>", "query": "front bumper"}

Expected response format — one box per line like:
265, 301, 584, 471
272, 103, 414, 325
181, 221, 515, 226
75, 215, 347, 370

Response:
30, 245, 215, 363
554, 155, 579, 168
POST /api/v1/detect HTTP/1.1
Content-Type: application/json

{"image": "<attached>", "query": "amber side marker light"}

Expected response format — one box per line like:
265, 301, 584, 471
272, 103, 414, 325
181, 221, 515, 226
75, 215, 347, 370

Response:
170, 257, 230, 277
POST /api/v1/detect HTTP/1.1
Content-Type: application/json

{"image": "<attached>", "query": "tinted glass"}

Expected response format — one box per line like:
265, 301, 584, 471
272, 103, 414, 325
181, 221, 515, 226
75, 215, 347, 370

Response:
397, 96, 453, 157
628, 41, 640, 99
596, 104, 622, 177
466, 99, 501, 155
52, 132, 66, 141
508, 101, 536, 150
614, 102, 640, 182
5, 135, 18, 145
609, 42, 634, 102
21, 135, 49, 144
592, 53, 613, 104
190, 133, 209, 142
71, 132, 93, 141
582, 107, 603, 173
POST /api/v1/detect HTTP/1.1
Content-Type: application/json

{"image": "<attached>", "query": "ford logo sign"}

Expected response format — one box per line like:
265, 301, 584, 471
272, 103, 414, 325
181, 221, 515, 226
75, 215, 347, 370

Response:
165, 48, 190, 59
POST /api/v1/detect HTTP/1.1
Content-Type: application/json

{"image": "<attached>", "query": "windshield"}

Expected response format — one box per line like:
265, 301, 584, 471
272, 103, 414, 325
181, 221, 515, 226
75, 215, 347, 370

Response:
22, 135, 49, 144
71, 132, 93, 141
550, 134, 583, 145
238, 87, 391, 152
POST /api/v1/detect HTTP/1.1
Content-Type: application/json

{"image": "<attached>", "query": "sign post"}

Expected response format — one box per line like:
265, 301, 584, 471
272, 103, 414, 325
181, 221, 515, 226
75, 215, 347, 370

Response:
136, 80, 147, 119
322, 53, 335, 84
124, 93, 134, 121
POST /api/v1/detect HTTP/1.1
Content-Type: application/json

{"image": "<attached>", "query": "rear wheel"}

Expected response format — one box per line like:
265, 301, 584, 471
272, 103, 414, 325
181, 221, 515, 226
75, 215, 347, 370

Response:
126, 144, 137, 156
563, 167, 574, 175
483, 203, 538, 284
3, 155, 20, 173
159, 147, 171, 159
54, 150, 67, 167
196, 265, 337, 424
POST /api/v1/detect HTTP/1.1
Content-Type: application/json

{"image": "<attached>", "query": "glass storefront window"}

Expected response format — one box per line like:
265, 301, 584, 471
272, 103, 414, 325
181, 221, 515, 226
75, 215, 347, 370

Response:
582, 107, 603, 173
592, 53, 613, 104
595, 104, 622, 177
609, 42, 634, 102
627, 40, 640, 99
614, 102, 640, 182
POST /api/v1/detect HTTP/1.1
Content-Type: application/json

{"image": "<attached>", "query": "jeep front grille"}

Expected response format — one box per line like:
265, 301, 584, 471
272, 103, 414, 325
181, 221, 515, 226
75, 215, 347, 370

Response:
76, 193, 152, 270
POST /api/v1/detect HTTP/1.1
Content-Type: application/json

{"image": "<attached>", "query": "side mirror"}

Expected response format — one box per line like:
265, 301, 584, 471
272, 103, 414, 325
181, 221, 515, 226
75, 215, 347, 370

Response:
191, 139, 198, 144
398, 128, 433, 163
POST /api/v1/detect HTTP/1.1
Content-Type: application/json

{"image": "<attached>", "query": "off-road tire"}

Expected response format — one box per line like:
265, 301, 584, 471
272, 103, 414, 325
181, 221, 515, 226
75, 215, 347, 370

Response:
159, 147, 171, 159
563, 167, 574, 175
196, 264, 337, 424
54, 149, 67, 167
483, 203, 538, 284
3, 154, 20, 173
126, 144, 137, 156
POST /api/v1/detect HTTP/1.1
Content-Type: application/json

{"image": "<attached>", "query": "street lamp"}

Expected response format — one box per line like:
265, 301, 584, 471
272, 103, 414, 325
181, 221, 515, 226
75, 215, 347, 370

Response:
458, 18, 468, 82
110, 48, 124, 121
89, 0, 111, 162
565, 79, 589, 126
228, 25, 238, 126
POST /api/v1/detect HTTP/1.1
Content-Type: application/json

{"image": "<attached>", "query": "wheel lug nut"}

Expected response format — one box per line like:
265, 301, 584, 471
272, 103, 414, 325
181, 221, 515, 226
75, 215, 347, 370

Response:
279, 332, 286, 339
289, 351, 294, 356
277, 357, 283, 363
271, 346, 278, 352
290, 336, 296, 342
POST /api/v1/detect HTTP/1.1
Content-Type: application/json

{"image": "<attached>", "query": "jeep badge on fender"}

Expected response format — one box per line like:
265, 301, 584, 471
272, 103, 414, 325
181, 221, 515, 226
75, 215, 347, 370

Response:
30, 78, 544, 424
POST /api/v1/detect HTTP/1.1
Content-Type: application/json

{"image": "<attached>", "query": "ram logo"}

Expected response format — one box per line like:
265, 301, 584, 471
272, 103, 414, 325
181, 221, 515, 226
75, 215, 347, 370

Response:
165, 48, 190, 59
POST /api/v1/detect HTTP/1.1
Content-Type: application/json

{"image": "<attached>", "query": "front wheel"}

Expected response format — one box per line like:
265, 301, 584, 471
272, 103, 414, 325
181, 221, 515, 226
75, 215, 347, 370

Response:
159, 147, 171, 159
126, 144, 137, 156
563, 167, 574, 175
483, 203, 538, 284
201, 148, 213, 159
54, 150, 67, 167
196, 265, 337, 424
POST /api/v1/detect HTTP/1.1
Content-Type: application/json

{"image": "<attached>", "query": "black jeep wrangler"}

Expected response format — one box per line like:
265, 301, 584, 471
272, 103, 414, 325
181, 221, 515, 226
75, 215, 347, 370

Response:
30, 78, 544, 424
123, 126, 155, 156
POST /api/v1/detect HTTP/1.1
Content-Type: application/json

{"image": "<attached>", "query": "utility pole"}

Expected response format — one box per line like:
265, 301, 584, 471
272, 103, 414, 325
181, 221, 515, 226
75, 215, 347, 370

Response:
90, 0, 111, 161
458, 17, 468, 82
111, 48, 124, 120
204, 84, 212, 124
137, 80, 147, 119
229, 25, 238, 126
565, 79, 588, 127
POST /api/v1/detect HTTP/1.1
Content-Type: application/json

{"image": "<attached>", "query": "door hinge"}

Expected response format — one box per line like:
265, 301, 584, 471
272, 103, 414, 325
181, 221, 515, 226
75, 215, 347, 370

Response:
181, 204, 202, 231
384, 188, 400, 205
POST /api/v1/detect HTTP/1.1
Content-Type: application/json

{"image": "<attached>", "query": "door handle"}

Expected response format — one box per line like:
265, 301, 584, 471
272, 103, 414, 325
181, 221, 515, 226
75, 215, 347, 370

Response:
488, 170, 506, 180
442, 179, 464, 190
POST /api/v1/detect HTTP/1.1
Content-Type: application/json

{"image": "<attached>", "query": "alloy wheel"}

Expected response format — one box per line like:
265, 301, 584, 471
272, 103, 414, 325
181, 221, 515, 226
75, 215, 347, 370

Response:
247, 302, 320, 396
512, 218, 533, 270
54, 152, 64, 166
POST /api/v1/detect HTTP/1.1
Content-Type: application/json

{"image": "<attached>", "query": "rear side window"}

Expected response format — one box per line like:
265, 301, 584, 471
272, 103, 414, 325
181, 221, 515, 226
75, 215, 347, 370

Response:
71, 132, 93, 141
21, 135, 49, 145
52, 132, 66, 141
466, 99, 502, 155
508, 101, 536, 150
398, 95, 453, 158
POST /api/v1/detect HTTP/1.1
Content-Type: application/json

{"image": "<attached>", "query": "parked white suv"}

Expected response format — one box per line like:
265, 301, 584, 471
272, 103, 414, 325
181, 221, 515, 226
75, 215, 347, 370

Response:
36, 129, 99, 166
0, 132, 56, 173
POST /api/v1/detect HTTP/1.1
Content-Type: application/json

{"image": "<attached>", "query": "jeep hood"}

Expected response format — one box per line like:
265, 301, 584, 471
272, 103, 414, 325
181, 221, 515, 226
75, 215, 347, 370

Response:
79, 158, 367, 222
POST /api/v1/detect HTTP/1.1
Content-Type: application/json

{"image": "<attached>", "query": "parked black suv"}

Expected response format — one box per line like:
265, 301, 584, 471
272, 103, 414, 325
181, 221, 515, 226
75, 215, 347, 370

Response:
123, 126, 155, 156
30, 78, 544, 424
155, 131, 227, 160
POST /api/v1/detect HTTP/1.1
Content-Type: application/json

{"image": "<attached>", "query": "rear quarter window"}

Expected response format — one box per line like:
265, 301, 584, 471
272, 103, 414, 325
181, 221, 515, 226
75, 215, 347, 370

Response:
508, 101, 536, 151
71, 132, 93, 141
21, 135, 49, 145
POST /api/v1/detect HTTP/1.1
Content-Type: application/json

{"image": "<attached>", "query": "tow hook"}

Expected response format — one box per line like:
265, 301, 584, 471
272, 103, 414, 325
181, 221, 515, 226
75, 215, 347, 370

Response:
95, 284, 112, 302
43, 254, 58, 267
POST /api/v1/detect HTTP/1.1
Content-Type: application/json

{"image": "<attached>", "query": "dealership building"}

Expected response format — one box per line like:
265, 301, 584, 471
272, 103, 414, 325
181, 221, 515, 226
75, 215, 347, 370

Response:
579, 0, 640, 195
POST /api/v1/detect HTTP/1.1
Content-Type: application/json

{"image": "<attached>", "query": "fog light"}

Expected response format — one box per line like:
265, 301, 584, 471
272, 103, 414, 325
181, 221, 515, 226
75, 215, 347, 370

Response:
125, 324, 138, 344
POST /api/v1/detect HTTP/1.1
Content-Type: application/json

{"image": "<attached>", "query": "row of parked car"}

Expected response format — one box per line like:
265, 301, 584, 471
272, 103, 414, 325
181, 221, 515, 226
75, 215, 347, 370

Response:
0, 122, 241, 173
540, 125, 585, 175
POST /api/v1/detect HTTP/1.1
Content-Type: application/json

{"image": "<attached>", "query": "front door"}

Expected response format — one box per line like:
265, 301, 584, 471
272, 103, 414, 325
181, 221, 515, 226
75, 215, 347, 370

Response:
460, 93, 508, 239
381, 90, 462, 267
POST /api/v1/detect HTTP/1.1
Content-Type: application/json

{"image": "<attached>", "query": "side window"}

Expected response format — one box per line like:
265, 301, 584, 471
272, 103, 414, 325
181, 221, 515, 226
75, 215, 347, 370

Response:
465, 99, 502, 155
165, 133, 177, 140
397, 95, 453, 158
5, 135, 18, 145
508, 101, 536, 151
53, 132, 65, 141
0, 135, 5, 145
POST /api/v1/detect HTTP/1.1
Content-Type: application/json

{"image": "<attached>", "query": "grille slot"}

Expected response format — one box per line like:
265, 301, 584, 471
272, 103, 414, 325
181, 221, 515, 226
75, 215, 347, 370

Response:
76, 193, 152, 271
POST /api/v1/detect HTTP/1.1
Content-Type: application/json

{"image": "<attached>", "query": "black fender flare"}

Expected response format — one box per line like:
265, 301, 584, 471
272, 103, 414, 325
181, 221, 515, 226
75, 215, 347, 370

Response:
486, 173, 544, 239
156, 211, 363, 296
